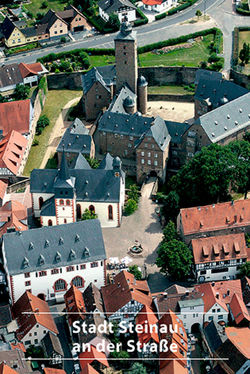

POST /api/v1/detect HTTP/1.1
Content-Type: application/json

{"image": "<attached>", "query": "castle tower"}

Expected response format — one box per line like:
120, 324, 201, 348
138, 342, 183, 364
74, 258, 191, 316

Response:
115, 22, 138, 94
123, 95, 136, 114
138, 75, 148, 114
54, 149, 76, 225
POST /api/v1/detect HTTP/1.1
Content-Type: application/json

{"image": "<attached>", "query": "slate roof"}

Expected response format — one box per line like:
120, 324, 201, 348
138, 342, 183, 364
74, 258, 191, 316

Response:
82, 67, 111, 95
0, 305, 11, 328
115, 21, 136, 41
98, 153, 114, 170
194, 69, 222, 86
98, 0, 136, 14
42, 332, 63, 356
145, 116, 170, 151
0, 64, 22, 89
195, 77, 248, 110
195, 91, 250, 143
2, 219, 106, 275
0, 17, 16, 39
109, 85, 137, 114
165, 121, 190, 144
57, 118, 91, 155
70, 153, 91, 170
203, 320, 226, 353
22, 23, 48, 38
40, 196, 56, 217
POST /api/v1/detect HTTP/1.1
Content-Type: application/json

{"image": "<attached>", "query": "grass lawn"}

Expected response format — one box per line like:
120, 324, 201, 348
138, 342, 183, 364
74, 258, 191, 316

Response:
23, 89, 81, 176
148, 85, 193, 95
24, 0, 67, 18
138, 35, 214, 67
238, 30, 250, 75
88, 55, 115, 67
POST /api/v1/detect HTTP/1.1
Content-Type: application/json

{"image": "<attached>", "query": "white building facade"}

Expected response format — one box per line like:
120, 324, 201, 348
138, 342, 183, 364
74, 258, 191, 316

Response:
143, 0, 178, 13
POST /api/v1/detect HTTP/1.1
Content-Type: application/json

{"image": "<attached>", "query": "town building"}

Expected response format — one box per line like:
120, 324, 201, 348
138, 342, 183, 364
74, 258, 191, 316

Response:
2, 219, 107, 303
0, 99, 33, 138
0, 347, 31, 374
41, 332, 64, 369
135, 305, 159, 358
192, 233, 248, 282
0, 181, 7, 207
57, 118, 95, 164
30, 151, 125, 228
64, 285, 86, 339
83, 282, 105, 317
101, 270, 152, 325
43, 369, 66, 374
142, 0, 178, 13
79, 345, 109, 373
177, 199, 250, 244
0, 200, 28, 237
98, 0, 137, 23
12, 291, 58, 346
228, 293, 250, 326
19, 62, 48, 87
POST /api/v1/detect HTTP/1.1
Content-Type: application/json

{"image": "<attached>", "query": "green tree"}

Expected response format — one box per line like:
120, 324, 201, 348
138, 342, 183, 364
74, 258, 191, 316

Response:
41, 1, 48, 8
85, 156, 100, 169
81, 208, 98, 220
25, 345, 44, 359
110, 350, 130, 366
127, 184, 140, 203
156, 239, 193, 280
161, 190, 180, 223
14, 84, 30, 100
245, 234, 250, 248
239, 43, 250, 65
60, 36, 67, 43
36, 115, 50, 135
128, 265, 142, 280
0, 94, 7, 103
125, 199, 138, 215
106, 13, 120, 31
243, 132, 250, 142
195, 9, 202, 18
239, 261, 250, 278
129, 363, 147, 374
162, 220, 178, 242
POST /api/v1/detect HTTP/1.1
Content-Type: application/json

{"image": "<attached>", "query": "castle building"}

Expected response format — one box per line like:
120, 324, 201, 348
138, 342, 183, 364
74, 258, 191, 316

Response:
30, 151, 125, 228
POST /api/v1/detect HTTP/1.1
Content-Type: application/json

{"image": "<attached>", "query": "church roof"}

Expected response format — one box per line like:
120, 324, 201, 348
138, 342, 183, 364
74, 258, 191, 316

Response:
108, 85, 137, 114
70, 153, 91, 170
98, 153, 114, 170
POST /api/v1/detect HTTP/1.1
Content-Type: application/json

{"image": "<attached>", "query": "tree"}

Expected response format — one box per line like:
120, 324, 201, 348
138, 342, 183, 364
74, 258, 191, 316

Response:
41, 1, 48, 8
129, 363, 147, 374
156, 239, 193, 280
245, 234, 250, 248
0, 94, 7, 103
128, 265, 142, 280
106, 13, 120, 31
161, 190, 180, 223
36, 115, 50, 135
162, 220, 179, 242
239, 43, 250, 65
127, 184, 140, 203
125, 199, 138, 215
81, 208, 98, 220
60, 36, 66, 43
14, 84, 30, 100
239, 261, 250, 278
243, 132, 250, 142
85, 156, 100, 169
195, 9, 202, 18
25, 345, 44, 359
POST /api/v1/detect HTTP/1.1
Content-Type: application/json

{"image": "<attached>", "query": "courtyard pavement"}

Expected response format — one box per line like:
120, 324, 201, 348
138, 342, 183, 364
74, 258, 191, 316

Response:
102, 178, 173, 292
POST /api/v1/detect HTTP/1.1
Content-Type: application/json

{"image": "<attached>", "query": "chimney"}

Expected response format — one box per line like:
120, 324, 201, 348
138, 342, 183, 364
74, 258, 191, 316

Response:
216, 292, 219, 299
227, 290, 230, 296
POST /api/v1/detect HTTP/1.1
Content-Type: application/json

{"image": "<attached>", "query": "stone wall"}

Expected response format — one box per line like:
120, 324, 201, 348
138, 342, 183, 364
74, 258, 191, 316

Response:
230, 69, 250, 90
148, 94, 194, 102
47, 72, 83, 90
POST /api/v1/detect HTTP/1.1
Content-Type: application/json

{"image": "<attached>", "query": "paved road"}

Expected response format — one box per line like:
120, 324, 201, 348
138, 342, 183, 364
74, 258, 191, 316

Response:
1, 0, 227, 65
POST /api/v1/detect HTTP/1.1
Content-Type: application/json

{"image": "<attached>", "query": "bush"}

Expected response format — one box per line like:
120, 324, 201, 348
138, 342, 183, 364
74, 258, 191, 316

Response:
155, 12, 167, 20
41, 1, 48, 8
60, 36, 67, 43
236, 6, 250, 15
208, 53, 220, 63
32, 139, 39, 146
36, 114, 49, 135
14, 84, 30, 100
168, 0, 198, 16
209, 58, 224, 71
125, 199, 138, 215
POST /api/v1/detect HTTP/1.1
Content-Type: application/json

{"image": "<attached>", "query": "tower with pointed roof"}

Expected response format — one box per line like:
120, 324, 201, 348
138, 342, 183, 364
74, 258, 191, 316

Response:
115, 21, 138, 95
54, 149, 76, 225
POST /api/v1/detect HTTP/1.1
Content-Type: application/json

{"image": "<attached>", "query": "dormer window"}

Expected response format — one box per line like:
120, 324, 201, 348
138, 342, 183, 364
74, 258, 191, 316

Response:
29, 242, 34, 250
45, 240, 49, 248
22, 257, 29, 268
55, 251, 61, 263
59, 237, 64, 245
69, 249, 76, 260
38, 254, 45, 266
83, 247, 89, 257
75, 234, 80, 242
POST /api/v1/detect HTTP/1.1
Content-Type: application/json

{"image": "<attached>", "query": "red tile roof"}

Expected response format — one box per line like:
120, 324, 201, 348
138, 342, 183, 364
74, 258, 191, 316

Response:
101, 270, 152, 316
192, 233, 248, 264
136, 305, 159, 345
43, 369, 66, 374
12, 291, 58, 340
0, 100, 31, 137
64, 285, 86, 326
159, 310, 188, 369
0, 130, 28, 175
0, 200, 27, 236
10, 342, 26, 353
80, 364, 99, 374
229, 293, 250, 325
143, 0, 164, 5
19, 63, 43, 78
195, 279, 243, 313
226, 327, 250, 358
78, 345, 109, 371
179, 200, 250, 236
0, 180, 7, 200
160, 360, 188, 374
0, 363, 19, 374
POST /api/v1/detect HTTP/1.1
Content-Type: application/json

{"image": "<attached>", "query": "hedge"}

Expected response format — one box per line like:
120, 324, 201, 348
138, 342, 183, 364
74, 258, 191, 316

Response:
233, 27, 239, 66
134, 7, 148, 27
137, 27, 221, 54
236, 7, 250, 15
167, 0, 198, 16
155, 12, 167, 20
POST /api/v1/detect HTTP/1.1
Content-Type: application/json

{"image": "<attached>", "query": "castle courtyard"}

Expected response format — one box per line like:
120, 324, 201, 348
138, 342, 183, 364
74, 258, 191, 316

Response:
147, 101, 194, 123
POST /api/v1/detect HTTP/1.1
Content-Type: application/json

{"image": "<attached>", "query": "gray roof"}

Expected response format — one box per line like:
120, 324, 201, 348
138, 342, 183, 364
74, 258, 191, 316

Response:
82, 67, 112, 95
3, 219, 106, 276
98, 153, 114, 170
115, 21, 136, 41
96, 65, 116, 86
194, 69, 222, 86
146, 117, 171, 151
178, 298, 204, 308
98, 0, 136, 14
30, 155, 124, 203
42, 332, 63, 356
165, 121, 190, 144
70, 153, 91, 170
195, 77, 248, 110
195, 92, 250, 142
204, 321, 226, 353
57, 118, 92, 155
0, 17, 15, 39
0, 63, 23, 89
109, 85, 137, 114
40, 196, 55, 217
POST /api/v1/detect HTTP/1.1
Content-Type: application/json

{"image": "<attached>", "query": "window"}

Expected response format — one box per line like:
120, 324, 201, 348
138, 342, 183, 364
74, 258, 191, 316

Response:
72, 276, 84, 288
208, 316, 213, 321
25, 281, 31, 286
141, 159, 144, 164
39, 271, 47, 277
66, 200, 70, 206
217, 308, 220, 312
183, 314, 186, 319
218, 315, 223, 320
148, 160, 151, 165
60, 30, 63, 33
89, 205, 95, 213
212, 309, 216, 313
154, 153, 158, 158
48, 219, 53, 226
55, 31, 57, 34
144, 143, 148, 148
154, 160, 158, 166
64, 219, 67, 224
25, 340, 31, 346
34, 332, 37, 336
25, 272, 30, 278
34, 339, 38, 344
54, 279, 67, 292
59, 200, 64, 205
141, 152, 144, 156
39, 197, 44, 210
148, 152, 151, 157
76, 204, 81, 220
66, 266, 74, 272
91, 262, 98, 268
129, 136, 133, 140
108, 205, 113, 220
80, 264, 86, 270
51, 269, 59, 275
